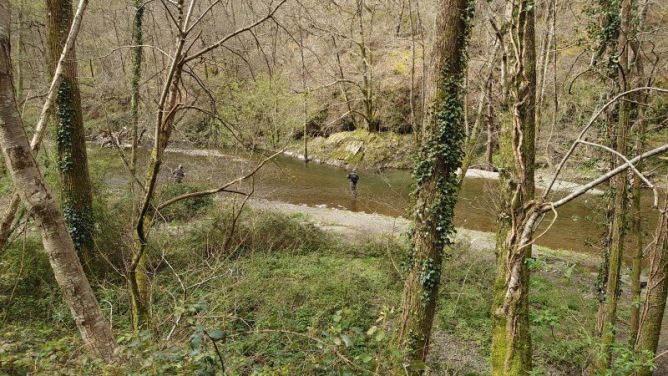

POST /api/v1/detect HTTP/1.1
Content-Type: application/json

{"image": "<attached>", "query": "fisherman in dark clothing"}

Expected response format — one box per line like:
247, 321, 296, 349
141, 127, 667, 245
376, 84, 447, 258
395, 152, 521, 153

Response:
347, 168, 359, 198
171, 164, 185, 183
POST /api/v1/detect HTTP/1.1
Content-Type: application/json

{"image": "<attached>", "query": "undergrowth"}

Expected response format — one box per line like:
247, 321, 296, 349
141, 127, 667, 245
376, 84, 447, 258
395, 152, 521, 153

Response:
0, 202, 639, 375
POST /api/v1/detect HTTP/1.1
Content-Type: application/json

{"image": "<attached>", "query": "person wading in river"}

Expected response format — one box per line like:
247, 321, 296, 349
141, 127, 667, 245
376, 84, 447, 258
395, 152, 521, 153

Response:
171, 165, 185, 183
347, 168, 359, 198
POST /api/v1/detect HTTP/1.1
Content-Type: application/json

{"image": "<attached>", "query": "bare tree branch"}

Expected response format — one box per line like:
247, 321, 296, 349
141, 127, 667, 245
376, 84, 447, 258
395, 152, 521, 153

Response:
577, 139, 659, 207
543, 143, 668, 212
156, 150, 283, 211
183, 0, 288, 63
543, 86, 668, 198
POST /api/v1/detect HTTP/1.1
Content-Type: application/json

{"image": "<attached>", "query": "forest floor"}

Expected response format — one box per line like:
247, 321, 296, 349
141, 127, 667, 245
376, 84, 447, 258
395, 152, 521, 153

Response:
247, 197, 668, 375
2, 144, 665, 374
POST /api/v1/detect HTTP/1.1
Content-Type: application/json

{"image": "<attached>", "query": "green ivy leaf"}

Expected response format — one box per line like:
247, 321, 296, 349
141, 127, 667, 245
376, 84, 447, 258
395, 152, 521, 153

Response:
208, 329, 225, 341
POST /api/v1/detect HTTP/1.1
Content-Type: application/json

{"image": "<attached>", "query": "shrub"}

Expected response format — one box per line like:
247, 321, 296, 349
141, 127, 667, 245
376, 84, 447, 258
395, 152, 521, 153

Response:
157, 182, 214, 222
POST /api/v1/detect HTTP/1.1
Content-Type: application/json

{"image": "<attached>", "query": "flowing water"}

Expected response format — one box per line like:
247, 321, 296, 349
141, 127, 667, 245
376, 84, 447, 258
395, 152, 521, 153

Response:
97, 146, 659, 255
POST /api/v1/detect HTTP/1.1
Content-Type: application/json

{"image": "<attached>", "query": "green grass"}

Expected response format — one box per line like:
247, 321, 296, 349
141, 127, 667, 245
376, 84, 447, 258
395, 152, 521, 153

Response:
435, 246, 604, 375
0, 209, 403, 375
0, 205, 644, 375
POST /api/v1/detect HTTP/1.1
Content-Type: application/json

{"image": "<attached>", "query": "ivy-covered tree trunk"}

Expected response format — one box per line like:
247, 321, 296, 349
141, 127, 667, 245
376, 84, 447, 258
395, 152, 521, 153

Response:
627, 5, 647, 346
127, 0, 149, 332
397, 0, 473, 371
130, 0, 143, 193
46, 0, 95, 263
592, 0, 623, 350
0, 0, 115, 360
595, 0, 633, 370
490, 0, 537, 374
634, 187, 668, 376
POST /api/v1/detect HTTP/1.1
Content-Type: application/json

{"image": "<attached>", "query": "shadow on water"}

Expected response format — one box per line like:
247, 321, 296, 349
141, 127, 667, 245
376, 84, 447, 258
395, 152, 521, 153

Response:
95, 145, 659, 255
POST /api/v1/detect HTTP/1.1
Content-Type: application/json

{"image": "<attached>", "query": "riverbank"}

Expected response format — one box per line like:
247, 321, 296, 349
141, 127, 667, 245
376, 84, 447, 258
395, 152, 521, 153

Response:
284, 131, 605, 196
82, 143, 621, 252
246, 198, 601, 269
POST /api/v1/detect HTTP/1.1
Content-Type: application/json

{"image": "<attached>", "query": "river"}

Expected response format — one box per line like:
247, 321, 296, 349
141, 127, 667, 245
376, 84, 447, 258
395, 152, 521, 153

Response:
96, 146, 659, 255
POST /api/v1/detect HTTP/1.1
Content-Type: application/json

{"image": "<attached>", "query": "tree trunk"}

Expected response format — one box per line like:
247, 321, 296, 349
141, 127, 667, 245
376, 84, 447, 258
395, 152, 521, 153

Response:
357, 0, 377, 132
596, 0, 633, 369
628, 1, 648, 346
0, 1, 115, 360
130, 59, 184, 332
15, 0, 24, 104
490, 0, 537, 374
535, 0, 556, 136
397, 0, 473, 371
484, 81, 496, 171
332, 36, 358, 130
0, 195, 20, 248
0, 0, 88, 253
299, 27, 309, 163
0, 0, 24, 246
127, 0, 148, 331
628, 89, 646, 349
593, 0, 624, 349
130, 0, 143, 196
458, 42, 499, 186
628, 162, 644, 344
46, 0, 95, 263
634, 188, 668, 376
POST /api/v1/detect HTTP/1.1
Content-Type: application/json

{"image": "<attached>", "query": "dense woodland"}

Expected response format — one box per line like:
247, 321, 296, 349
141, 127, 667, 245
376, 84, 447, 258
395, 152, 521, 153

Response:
1, 0, 668, 375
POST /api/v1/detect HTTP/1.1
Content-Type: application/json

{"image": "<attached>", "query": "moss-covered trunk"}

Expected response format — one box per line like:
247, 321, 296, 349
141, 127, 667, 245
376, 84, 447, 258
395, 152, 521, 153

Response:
634, 188, 668, 376
0, 1, 115, 360
129, 63, 183, 331
130, 0, 143, 193
628, 5, 647, 345
397, 0, 473, 371
46, 0, 95, 263
490, 0, 537, 374
592, 0, 623, 349
128, 1, 144, 327
628, 98, 646, 345
595, 0, 633, 370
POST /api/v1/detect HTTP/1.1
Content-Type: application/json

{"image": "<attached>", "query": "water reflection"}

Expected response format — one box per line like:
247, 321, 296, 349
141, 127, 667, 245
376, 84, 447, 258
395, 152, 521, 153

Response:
95, 146, 658, 255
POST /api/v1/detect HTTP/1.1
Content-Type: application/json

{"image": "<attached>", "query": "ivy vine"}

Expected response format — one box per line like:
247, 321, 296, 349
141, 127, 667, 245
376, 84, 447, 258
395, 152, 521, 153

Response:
56, 79, 76, 173
406, 0, 475, 304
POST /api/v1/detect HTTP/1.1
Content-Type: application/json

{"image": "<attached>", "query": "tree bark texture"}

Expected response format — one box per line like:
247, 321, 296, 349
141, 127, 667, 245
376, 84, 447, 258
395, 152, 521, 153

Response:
634, 189, 668, 375
490, 0, 537, 374
130, 0, 143, 193
0, 0, 115, 360
397, 0, 473, 371
46, 0, 95, 262
628, 3, 648, 346
596, 0, 633, 370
